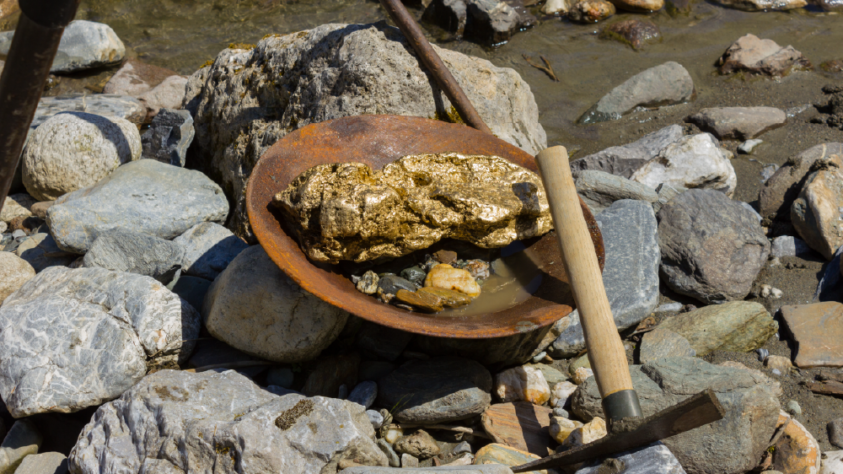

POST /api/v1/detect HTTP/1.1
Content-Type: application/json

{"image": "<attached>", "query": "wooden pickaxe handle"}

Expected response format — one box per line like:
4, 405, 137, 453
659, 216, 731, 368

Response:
536, 146, 642, 422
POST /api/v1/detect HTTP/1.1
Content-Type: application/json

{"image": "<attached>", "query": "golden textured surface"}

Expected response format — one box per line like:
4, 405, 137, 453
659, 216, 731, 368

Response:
273, 153, 553, 263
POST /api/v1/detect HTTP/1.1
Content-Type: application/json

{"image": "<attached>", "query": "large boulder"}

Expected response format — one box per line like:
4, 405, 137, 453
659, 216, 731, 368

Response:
82, 228, 184, 281
791, 156, 843, 259
22, 112, 141, 201
185, 23, 546, 239
173, 222, 248, 281
572, 357, 781, 474
0, 267, 200, 417
202, 245, 348, 363
657, 189, 769, 304
47, 160, 228, 253
570, 125, 684, 179
69, 369, 387, 473
658, 302, 777, 356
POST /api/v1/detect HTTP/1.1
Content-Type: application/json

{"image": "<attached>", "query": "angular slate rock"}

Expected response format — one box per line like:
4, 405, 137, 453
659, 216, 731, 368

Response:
574, 442, 686, 474
780, 302, 843, 368
575, 170, 658, 215
83, 228, 183, 281
570, 125, 684, 179
549, 200, 659, 357
377, 357, 492, 424
141, 108, 195, 167
68, 370, 387, 474
47, 160, 228, 253
172, 222, 247, 280
657, 189, 770, 304
657, 302, 777, 356
480, 402, 553, 456
0, 267, 200, 417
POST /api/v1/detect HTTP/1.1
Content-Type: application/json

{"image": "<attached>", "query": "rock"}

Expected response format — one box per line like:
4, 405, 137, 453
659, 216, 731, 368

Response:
579, 62, 693, 124
422, 0, 535, 44
424, 264, 482, 297
529, 364, 568, 387
609, 0, 664, 10
0, 21, 124, 73
13, 233, 75, 272
186, 24, 547, 239
632, 134, 736, 197
822, 451, 843, 474
572, 367, 594, 385
713, 0, 805, 10
652, 183, 687, 214
658, 302, 776, 356
548, 200, 659, 357
377, 439, 400, 467
571, 125, 684, 179
549, 417, 583, 444
780, 302, 843, 368
394, 430, 440, 459
560, 417, 607, 450
357, 271, 380, 295
82, 229, 183, 281
349, 381, 378, 409
379, 275, 419, 295
103, 59, 180, 96
550, 381, 578, 408
0, 267, 200, 417
68, 369, 387, 473
47, 160, 228, 253
785, 400, 801, 416
368, 410, 384, 429
474, 444, 544, 474
355, 322, 412, 362
572, 442, 686, 474
575, 170, 658, 214
33, 95, 146, 129
481, 403, 555, 455
172, 222, 247, 280
377, 357, 492, 424
14, 452, 68, 474
0, 193, 36, 223
22, 112, 141, 202
738, 139, 764, 154
494, 365, 551, 405
543, 0, 571, 13
792, 157, 843, 259
141, 108, 195, 167
765, 355, 793, 372
274, 155, 551, 264
639, 327, 695, 363
572, 358, 781, 474
402, 453, 419, 467
602, 19, 661, 50
771, 236, 815, 259
657, 189, 769, 304
0, 420, 42, 474
771, 414, 821, 474
0, 252, 35, 303
811, 0, 843, 8
169, 276, 213, 313
814, 244, 843, 302
687, 107, 786, 140
400, 266, 427, 286
829, 419, 843, 448
395, 289, 444, 312
383, 425, 404, 445
760, 143, 843, 222
718, 34, 811, 76
418, 287, 473, 308
204, 245, 347, 362
137, 75, 189, 119
567, 0, 616, 22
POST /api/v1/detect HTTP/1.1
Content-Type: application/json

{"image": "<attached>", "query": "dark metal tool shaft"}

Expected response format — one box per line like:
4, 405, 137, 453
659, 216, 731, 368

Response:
378, 0, 493, 135
0, 0, 82, 215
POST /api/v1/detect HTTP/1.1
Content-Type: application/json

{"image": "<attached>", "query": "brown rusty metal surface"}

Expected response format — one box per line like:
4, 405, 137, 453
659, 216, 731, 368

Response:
246, 115, 604, 339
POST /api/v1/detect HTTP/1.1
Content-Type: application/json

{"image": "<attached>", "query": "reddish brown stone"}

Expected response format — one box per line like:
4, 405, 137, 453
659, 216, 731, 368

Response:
603, 19, 661, 50
480, 401, 555, 456
780, 302, 843, 368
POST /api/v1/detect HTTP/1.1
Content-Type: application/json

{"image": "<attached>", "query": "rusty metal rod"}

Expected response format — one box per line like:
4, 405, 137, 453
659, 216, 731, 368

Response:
378, 0, 493, 135
0, 0, 81, 215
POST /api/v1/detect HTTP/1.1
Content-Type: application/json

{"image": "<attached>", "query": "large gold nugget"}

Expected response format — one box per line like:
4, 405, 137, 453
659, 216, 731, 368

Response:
273, 153, 553, 263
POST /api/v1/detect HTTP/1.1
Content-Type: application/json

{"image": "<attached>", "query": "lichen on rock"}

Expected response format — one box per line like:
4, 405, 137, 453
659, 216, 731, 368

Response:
273, 153, 553, 263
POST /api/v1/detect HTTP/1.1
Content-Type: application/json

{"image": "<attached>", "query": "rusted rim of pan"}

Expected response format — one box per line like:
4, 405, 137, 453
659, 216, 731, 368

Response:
246, 115, 604, 339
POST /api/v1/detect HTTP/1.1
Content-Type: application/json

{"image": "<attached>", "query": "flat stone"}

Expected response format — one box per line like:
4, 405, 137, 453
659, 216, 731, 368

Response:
738, 139, 764, 154
791, 156, 843, 259
823, 451, 843, 474
402, 453, 419, 467
481, 402, 554, 456
474, 444, 543, 474
33, 95, 146, 129
301, 353, 360, 398
14, 233, 75, 272
687, 107, 786, 140
82, 229, 183, 282
572, 442, 686, 474
771, 413, 821, 474
579, 62, 694, 124
572, 357, 781, 474
377, 439, 400, 467
719, 34, 811, 76
771, 236, 815, 259
0, 193, 36, 223
0, 252, 35, 303
657, 189, 769, 304
575, 170, 658, 214
67, 369, 387, 473
780, 302, 843, 368
0, 420, 42, 474
344, 467, 513, 474
418, 287, 472, 308
830, 418, 843, 448
713, 0, 805, 10
0, 267, 200, 417
141, 108, 195, 167
172, 222, 247, 280
570, 125, 684, 179
377, 357, 492, 424
103, 58, 179, 96
602, 19, 661, 49
639, 327, 695, 363
632, 134, 736, 197
658, 302, 777, 356
395, 289, 444, 312
14, 452, 68, 474
136, 75, 188, 119
567, 0, 616, 22
47, 160, 228, 253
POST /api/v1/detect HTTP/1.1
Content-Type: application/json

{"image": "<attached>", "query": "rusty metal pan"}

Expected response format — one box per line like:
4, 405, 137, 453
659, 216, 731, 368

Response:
246, 115, 604, 339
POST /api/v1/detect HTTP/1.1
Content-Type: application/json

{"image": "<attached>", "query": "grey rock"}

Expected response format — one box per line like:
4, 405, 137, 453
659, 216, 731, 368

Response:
0, 267, 200, 417
377, 357, 492, 424
687, 107, 786, 140
266, 367, 295, 389
186, 23, 546, 239
740, 202, 763, 224
33, 95, 146, 130
400, 266, 427, 286
82, 228, 183, 281
141, 108, 195, 167
0, 420, 42, 474
14, 452, 68, 474
68, 369, 387, 474
785, 400, 802, 416
571, 125, 684, 179
549, 200, 659, 357
377, 438, 401, 467
572, 358, 781, 474
136, 75, 188, 119
368, 410, 385, 429
452, 441, 472, 455
402, 454, 420, 468
169, 275, 211, 316
528, 363, 568, 386
0, 21, 124, 73
719, 34, 810, 76
172, 222, 247, 280
575, 170, 658, 214
771, 236, 815, 259
654, 302, 683, 313
349, 381, 378, 409
828, 417, 843, 448
713, 0, 806, 9
356, 321, 414, 362
573, 442, 685, 474
14, 233, 75, 272
424, 0, 535, 44
652, 183, 688, 214
639, 327, 695, 364
738, 139, 763, 154
378, 275, 419, 295
658, 189, 770, 304
47, 160, 228, 253
343, 467, 513, 473
579, 62, 694, 124
553, 407, 570, 418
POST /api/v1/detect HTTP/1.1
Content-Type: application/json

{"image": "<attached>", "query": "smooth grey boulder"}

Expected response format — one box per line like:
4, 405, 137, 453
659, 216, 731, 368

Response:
570, 125, 684, 179
575, 170, 658, 214
686, 107, 786, 140
572, 358, 781, 474
0, 21, 124, 73
0, 267, 200, 417
349, 381, 378, 409
185, 23, 546, 239
658, 189, 770, 304
377, 357, 492, 424
33, 95, 146, 130
47, 160, 228, 253
14, 452, 68, 474
172, 222, 247, 281
68, 370, 387, 474
0, 420, 42, 474
83, 228, 183, 281
141, 108, 195, 167
343, 467, 513, 474
579, 62, 694, 124
573, 442, 685, 474
548, 200, 659, 357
